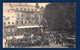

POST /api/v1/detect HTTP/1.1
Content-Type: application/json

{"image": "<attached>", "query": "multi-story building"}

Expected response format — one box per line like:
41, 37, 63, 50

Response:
11, 3, 44, 36
3, 3, 17, 48
3, 3, 44, 37
3, 3, 44, 48
3, 3, 17, 36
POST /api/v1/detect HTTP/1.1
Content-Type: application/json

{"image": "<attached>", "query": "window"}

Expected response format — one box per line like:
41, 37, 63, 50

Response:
10, 29, 12, 32
21, 21, 23, 24
16, 8, 18, 10
12, 29, 14, 32
29, 21, 30, 23
28, 9, 30, 11
16, 21, 18, 24
12, 22, 14, 24
17, 14, 19, 16
20, 8, 22, 11
31, 9, 33, 11
25, 21, 26, 23
35, 9, 37, 12
21, 14, 24, 17
8, 22, 10, 24
24, 8, 26, 11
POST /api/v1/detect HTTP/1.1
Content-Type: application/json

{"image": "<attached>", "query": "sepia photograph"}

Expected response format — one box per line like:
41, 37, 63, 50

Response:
3, 2, 76, 48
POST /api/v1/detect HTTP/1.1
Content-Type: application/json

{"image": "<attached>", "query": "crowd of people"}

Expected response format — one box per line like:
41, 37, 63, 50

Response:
6, 31, 75, 48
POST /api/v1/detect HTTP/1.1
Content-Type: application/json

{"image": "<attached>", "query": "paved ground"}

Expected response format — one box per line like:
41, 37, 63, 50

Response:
11, 43, 68, 48
3, 34, 76, 48
27, 43, 68, 48
3, 38, 68, 48
24, 42, 68, 48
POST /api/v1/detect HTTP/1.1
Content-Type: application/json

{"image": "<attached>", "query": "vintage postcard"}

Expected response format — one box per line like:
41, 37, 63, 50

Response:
3, 2, 76, 48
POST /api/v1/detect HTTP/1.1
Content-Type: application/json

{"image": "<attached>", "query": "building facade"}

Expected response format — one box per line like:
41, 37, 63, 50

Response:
3, 3, 44, 48
3, 3, 17, 48
3, 3, 17, 36
3, 3, 44, 36
11, 3, 44, 35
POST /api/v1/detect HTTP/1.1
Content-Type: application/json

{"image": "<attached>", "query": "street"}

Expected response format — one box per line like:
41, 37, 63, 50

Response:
26, 43, 68, 48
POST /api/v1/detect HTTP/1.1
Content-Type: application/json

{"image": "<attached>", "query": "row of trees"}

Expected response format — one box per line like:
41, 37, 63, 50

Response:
42, 3, 76, 35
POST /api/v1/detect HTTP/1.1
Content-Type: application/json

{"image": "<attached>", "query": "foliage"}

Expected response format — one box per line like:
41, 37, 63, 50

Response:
43, 3, 76, 34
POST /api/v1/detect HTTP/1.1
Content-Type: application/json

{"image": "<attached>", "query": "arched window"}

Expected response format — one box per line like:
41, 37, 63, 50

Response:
12, 22, 14, 24
8, 22, 10, 24
31, 9, 33, 11
25, 21, 26, 23
28, 9, 30, 11
21, 21, 23, 24
35, 9, 37, 12
16, 21, 18, 24
20, 8, 22, 11
16, 8, 18, 10
24, 8, 26, 11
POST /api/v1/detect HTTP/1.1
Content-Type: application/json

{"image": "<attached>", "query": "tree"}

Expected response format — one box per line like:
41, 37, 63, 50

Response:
43, 3, 76, 34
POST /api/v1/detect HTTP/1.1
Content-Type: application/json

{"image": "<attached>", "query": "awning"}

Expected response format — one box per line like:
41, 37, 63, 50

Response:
6, 35, 24, 40
17, 25, 43, 28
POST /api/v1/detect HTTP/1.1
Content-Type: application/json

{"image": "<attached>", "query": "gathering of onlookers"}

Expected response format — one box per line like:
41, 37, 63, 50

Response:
5, 31, 75, 48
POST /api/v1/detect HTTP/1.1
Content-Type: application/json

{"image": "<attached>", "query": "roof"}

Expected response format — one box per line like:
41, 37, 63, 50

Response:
11, 3, 35, 7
